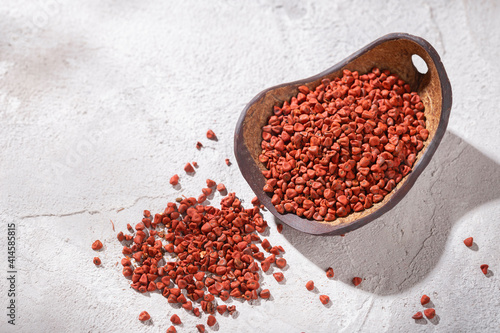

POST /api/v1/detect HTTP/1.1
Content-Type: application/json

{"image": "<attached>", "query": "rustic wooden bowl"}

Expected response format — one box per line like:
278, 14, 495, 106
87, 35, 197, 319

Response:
234, 33, 452, 235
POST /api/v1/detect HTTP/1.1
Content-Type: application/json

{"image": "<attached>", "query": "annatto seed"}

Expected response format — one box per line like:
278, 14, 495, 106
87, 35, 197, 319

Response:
138, 311, 150, 321
207, 315, 217, 327
275, 258, 287, 269
260, 289, 270, 299
170, 174, 179, 186
196, 324, 205, 333
170, 314, 181, 325
463, 237, 473, 247
319, 295, 330, 305
424, 308, 436, 319
184, 163, 195, 173
421, 295, 430, 305
326, 267, 334, 278
217, 305, 227, 315
166, 326, 177, 333
117, 191, 287, 330
196, 141, 203, 149
207, 129, 216, 140
217, 183, 226, 192
352, 277, 362, 286
305, 280, 314, 291
273, 272, 284, 282
412, 311, 423, 320
93, 257, 101, 265
480, 264, 489, 275
277, 224, 283, 233
91, 240, 103, 250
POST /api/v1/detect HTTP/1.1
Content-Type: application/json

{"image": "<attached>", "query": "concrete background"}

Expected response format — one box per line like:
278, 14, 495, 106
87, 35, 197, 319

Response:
1, 0, 499, 332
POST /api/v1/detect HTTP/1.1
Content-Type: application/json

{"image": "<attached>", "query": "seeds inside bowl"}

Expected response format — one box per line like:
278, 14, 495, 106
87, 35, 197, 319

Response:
258, 67, 428, 222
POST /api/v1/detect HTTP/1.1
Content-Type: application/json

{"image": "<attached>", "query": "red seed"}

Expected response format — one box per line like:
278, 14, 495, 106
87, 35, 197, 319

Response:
192, 161, 198, 168
207, 129, 216, 140
326, 267, 334, 278
207, 315, 217, 327
170, 314, 181, 325
463, 237, 473, 247
93, 257, 101, 265
91, 240, 103, 250
184, 163, 195, 173
206, 179, 216, 187
217, 305, 227, 315
412, 311, 423, 320
305, 280, 314, 291
352, 277, 362, 286
424, 308, 435, 319
196, 141, 203, 149
260, 289, 270, 299
319, 295, 330, 305
480, 264, 489, 275
196, 324, 205, 333
225, 158, 231, 166
421, 295, 430, 305
138, 311, 150, 321
273, 272, 284, 282
217, 183, 226, 192
170, 174, 179, 186
277, 224, 283, 233
275, 258, 287, 269
251, 196, 260, 206
166, 326, 177, 333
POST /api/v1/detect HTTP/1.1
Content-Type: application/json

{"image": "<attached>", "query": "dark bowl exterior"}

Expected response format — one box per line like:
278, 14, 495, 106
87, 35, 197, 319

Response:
234, 33, 452, 235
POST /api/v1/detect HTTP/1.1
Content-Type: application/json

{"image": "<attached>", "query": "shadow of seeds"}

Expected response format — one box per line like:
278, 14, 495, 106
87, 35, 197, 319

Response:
278, 131, 500, 295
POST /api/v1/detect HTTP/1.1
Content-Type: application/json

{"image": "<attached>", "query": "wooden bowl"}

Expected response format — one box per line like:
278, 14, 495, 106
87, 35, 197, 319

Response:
234, 33, 452, 235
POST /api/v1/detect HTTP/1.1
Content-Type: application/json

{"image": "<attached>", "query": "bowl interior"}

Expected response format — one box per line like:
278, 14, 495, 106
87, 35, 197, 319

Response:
235, 34, 451, 235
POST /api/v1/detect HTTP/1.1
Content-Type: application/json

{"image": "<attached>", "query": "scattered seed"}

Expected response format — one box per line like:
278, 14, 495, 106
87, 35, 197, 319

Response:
216, 183, 226, 192
91, 240, 103, 250
273, 272, 284, 282
184, 163, 195, 173
412, 311, 423, 320
196, 324, 205, 332
192, 161, 198, 168
276, 258, 287, 269
166, 326, 177, 333
225, 158, 231, 166
326, 267, 334, 278
421, 295, 430, 305
424, 308, 435, 319
138, 311, 150, 321
170, 314, 181, 325
352, 277, 362, 286
170, 174, 179, 186
277, 224, 283, 233
480, 264, 489, 275
207, 315, 217, 327
260, 289, 270, 299
196, 141, 203, 149
207, 129, 216, 140
463, 237, 473, 247
305, 280, 314, 291
93, 257, 101, 265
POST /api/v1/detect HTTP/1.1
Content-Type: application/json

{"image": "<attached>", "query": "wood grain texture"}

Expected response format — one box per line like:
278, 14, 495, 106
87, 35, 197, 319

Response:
234, 33, 452, 235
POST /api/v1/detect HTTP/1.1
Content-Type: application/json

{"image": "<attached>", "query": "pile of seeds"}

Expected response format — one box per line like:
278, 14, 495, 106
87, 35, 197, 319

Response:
259, 67, 428, 221
117, 185, 287, 329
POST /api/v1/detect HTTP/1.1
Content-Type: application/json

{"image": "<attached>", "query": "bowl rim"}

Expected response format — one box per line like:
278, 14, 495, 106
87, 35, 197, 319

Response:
234, 32, 452, 235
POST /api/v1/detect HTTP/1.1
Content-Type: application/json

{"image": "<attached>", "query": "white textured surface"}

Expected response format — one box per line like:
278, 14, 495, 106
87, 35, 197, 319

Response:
1, 1, 500, 332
